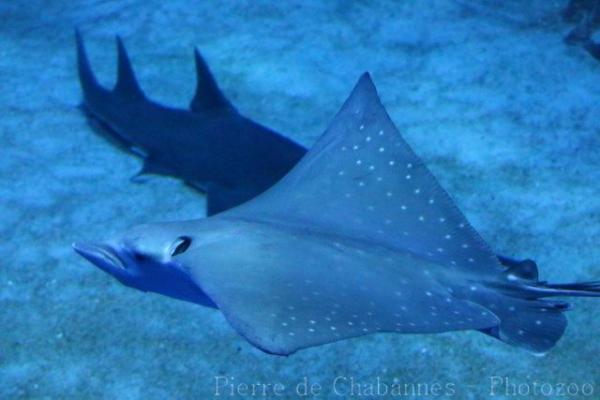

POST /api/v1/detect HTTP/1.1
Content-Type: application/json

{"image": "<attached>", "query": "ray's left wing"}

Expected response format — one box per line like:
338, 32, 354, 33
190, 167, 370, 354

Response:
179, 224, 499, 355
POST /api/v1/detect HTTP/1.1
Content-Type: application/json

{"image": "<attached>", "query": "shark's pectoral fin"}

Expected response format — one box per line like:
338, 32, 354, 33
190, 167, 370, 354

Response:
204, 184, 255, 216
130, 158, 174, 183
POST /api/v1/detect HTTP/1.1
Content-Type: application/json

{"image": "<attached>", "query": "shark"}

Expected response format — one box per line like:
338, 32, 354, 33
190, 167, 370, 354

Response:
74, 73, 600, 356
76, 31, 306, 215
75, 33, 539, 271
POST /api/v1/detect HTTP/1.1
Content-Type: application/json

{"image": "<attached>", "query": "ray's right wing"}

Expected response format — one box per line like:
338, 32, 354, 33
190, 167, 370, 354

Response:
226, 74, 503, 275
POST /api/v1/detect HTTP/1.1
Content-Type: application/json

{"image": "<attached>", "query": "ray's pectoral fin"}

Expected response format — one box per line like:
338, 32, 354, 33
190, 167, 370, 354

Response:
179, 234, 501, 356
226, 73, 503, 274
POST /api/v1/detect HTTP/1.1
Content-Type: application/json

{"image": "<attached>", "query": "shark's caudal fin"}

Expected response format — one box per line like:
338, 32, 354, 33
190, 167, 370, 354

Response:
190, 48, 233, 112
75, 29, 110, 102
75, 31, 145, 103
114, 36, 145, 101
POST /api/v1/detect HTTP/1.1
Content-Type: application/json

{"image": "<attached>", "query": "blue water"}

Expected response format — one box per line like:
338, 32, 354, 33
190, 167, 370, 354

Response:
1, 1, 599, 399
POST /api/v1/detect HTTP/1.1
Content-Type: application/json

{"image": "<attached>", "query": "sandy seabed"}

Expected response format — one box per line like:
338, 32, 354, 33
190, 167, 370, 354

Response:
0, 1, 598, 399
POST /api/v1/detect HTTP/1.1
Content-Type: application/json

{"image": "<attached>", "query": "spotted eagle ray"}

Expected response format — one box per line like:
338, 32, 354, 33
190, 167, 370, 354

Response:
76, 31, 305, 214
74, 73, 600, 356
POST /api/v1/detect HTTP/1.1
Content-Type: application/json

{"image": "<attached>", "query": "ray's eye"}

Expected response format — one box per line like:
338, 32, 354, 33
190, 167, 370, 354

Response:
170, 236, 192, 257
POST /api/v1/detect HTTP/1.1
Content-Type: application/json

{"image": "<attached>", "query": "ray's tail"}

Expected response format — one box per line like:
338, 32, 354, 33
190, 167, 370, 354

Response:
478, 258, 599, 353
532, 281, 600, 297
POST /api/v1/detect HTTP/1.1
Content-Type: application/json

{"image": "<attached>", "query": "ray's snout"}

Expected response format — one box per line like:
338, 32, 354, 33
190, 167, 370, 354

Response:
73, 241, 126, 271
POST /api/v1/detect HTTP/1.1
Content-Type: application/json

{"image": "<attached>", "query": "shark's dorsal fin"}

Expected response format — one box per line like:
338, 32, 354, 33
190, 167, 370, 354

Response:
189, 48, 232, 112
228, 73, 502, 274
114, 36, 145, 101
